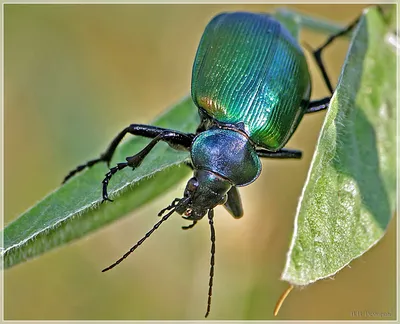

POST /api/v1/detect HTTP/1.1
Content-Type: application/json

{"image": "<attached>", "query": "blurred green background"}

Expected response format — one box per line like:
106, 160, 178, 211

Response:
4, 3, 396, 320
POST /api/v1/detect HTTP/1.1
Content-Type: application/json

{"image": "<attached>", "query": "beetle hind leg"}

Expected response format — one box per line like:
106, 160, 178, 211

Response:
305, 16, 360, 115
306, 96, 331, 113
310, 16, 360, 95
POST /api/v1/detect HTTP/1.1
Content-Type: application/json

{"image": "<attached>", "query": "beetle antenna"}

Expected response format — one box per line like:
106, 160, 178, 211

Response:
102, 207, 176, 272
205, 209, 216, 318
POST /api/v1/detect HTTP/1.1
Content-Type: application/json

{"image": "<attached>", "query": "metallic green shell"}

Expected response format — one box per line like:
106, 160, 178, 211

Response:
191, 12, 311, 150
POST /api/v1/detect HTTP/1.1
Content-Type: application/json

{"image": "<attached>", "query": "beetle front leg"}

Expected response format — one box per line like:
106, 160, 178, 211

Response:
63, 124, 194, 183
102, 131, 193, 202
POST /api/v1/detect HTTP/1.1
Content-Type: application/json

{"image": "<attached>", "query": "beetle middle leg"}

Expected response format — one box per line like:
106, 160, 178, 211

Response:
256, 148, 302, 159
102, 131, 193, 202
63, 124, 194, 183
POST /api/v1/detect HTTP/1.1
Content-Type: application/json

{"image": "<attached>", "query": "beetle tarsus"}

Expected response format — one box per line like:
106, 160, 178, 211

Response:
62, 157, 104, 184
310, 16, 360, 94
102, 163, 128, 202
101, 197, 113, 203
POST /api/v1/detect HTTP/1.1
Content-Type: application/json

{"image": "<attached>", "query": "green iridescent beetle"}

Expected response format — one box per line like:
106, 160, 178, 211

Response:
64, 11, 359, 317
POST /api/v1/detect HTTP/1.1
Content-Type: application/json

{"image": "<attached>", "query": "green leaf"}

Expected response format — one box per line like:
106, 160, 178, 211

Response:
2, 96, 198, 269
282, 7, 396, 286
275, 8, 346, 36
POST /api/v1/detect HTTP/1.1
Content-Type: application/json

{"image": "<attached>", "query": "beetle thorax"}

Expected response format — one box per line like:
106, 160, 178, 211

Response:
191, 128, 262, 187
176, 170, 231, 220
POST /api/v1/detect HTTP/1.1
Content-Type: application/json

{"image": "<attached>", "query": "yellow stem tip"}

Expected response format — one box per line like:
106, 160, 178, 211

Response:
273, 284, 294, 316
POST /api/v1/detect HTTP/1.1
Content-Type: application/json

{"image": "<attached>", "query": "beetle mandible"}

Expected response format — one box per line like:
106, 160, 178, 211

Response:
64, 11, 359, 317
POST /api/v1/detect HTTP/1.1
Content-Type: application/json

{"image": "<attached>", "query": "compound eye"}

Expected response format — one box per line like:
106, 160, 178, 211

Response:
187, 178, 199, 192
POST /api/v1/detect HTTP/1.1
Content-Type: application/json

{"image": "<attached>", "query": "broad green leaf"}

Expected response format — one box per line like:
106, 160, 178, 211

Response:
275, 8, 345, 36
2, 12, 303, 270
2, 97, 198, 269
282, 7, 396, 285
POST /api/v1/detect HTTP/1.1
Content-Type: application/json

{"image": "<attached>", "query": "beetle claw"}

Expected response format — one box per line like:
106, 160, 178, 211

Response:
101, 197, 113, 203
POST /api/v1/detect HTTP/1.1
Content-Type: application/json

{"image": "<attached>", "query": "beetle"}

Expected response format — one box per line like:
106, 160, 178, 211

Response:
64, 11, 358, 317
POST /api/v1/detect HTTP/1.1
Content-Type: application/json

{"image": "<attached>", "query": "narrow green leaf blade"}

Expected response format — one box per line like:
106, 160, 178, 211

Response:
282, 7, 396, 285
2, 96, 199, 269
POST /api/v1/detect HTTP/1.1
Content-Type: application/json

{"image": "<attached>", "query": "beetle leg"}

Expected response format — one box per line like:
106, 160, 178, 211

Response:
256, 148, 302, 159
101, 131, 193, 202
63, 124, 194, 183
306, 14, 360, 114
311, 16, 360, 94
306, 96, 331, 113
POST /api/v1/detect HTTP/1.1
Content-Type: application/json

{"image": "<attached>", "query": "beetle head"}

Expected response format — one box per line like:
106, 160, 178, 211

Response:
175, 169, 231, 220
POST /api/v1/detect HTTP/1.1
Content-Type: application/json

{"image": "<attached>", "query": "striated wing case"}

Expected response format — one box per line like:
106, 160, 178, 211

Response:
191, 12, 311, 150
